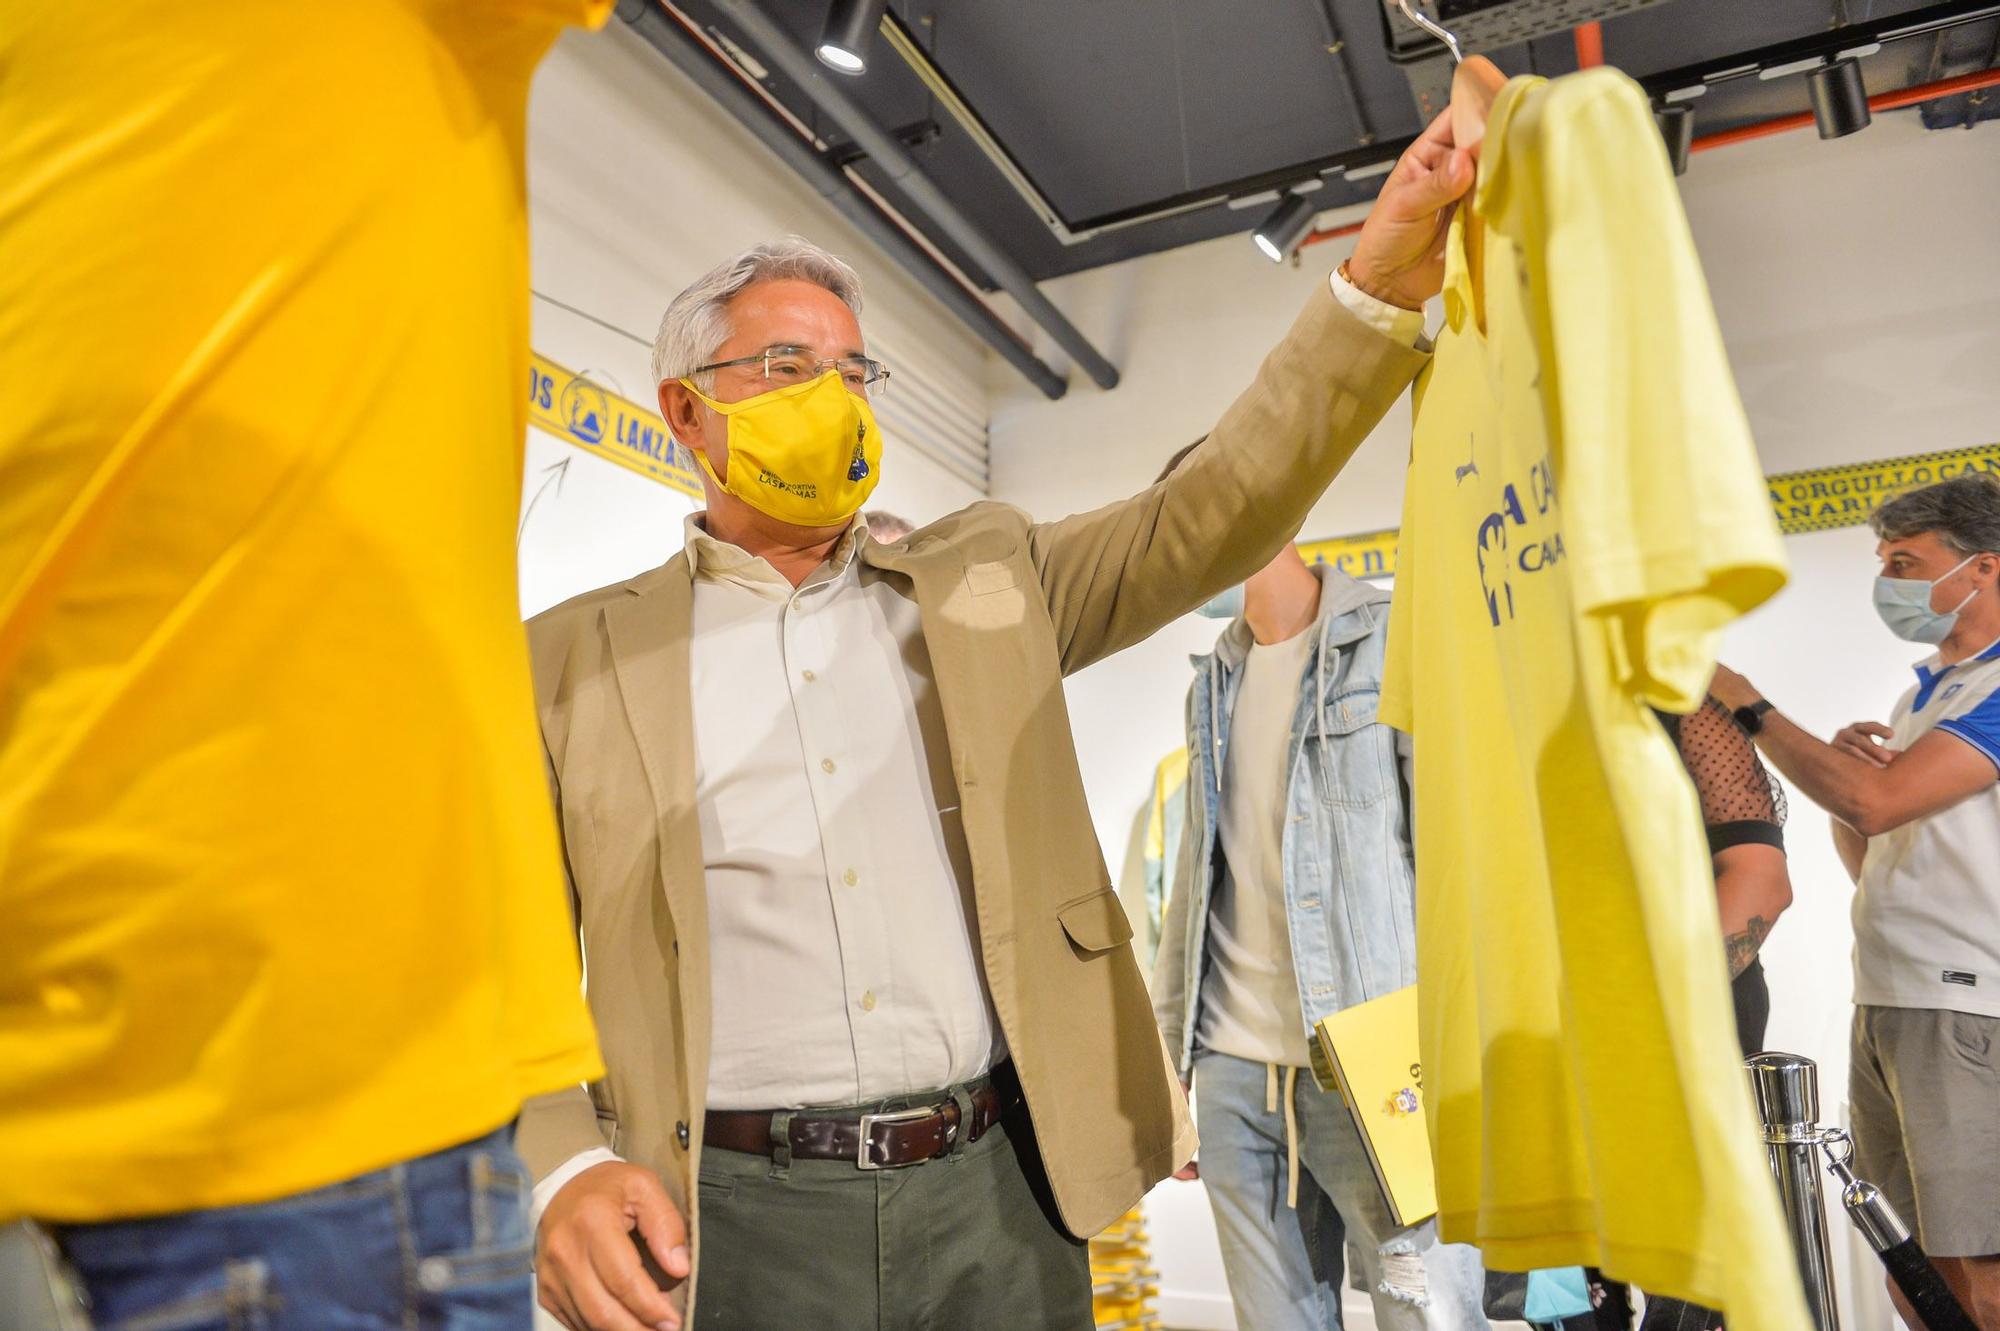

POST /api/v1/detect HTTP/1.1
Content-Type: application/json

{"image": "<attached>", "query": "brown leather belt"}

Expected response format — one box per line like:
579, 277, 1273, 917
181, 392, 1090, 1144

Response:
704, 1079, 1013, 1170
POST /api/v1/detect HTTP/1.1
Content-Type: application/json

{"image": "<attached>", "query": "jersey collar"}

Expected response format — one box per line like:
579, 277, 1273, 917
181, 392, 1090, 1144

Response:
1915, 632, 2000, 673
1912, 634, 2000, 711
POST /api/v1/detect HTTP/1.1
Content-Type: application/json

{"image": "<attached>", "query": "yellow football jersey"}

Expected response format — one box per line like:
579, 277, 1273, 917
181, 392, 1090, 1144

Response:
1379, 69, 1806, 1331
1, 0, 607, 1219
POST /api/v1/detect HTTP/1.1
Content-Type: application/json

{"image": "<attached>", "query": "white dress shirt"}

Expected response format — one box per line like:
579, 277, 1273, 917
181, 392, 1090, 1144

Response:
683, 515, 1004, 1110
532, 267, 1424, 1214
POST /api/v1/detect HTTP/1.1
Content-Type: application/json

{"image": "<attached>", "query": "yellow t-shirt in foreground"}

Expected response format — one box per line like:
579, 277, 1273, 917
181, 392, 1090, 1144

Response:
1379, 70, 1807, 1331
0, 0, 607, 1221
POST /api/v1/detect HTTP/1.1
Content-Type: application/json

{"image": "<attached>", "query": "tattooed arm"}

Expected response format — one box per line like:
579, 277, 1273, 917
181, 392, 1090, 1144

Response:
1659, 697, 1794, 977
1714, 843, 1791, 977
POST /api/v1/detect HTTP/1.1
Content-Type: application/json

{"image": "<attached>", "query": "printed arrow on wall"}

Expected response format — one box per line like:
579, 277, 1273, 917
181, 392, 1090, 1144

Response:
517, 455, 571, 549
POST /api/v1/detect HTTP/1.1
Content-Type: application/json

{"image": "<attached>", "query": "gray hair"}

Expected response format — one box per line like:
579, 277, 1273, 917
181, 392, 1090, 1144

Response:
1870, 471, 2000, 555
651, 237, 864, 386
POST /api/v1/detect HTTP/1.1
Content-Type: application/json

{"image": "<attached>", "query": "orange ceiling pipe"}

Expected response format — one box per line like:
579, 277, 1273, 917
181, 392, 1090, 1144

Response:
1693, 65, 2000, 151
1299, 65, 2000, 249
1297, 219, 1366, 251
1869, 65, 2000, 109
1575, 22, 1605, 69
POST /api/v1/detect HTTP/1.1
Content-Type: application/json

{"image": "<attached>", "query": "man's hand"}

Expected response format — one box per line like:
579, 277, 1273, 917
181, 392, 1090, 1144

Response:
1708, 663, 1761, 712
537, 1161, 690, 1331
1833, 721, 1898, 768
1347, 109, 1477, 312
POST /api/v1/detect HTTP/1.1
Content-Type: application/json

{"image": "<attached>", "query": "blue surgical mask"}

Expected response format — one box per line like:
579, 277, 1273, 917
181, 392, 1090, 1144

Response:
1874, 553, 1980, 644
1196, 584, 1244, 620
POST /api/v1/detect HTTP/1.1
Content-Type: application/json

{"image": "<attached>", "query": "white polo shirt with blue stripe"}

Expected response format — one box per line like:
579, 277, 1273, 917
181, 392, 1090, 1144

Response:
1854, 635, 2000, 1018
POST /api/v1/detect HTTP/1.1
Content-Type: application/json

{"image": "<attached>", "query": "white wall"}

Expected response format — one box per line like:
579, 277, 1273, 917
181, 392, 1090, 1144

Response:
987, 110, 2000, 1330
519, 20, 991, 617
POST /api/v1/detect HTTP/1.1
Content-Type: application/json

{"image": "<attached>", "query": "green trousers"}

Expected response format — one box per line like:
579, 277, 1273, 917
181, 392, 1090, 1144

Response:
691, 1095, 1092, 1331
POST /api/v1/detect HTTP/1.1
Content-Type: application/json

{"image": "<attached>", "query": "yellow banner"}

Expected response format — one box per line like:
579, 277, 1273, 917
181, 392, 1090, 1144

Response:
523, 357, 1999, 577
1297, 528, 1401, 580
528, 353, 703, 499
1766, 442, 2000, 534
1299, 442, 2000, 581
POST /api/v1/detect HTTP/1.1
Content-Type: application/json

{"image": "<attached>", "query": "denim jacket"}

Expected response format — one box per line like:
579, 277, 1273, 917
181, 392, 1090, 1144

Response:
1151, 564, 1416, 1076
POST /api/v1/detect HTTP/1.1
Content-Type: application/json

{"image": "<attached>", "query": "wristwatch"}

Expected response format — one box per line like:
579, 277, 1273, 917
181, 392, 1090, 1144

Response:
1733, 699, 1775, 735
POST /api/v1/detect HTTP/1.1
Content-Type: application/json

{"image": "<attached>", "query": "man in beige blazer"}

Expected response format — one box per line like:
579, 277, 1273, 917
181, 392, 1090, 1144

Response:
525, 114, 1473, 1331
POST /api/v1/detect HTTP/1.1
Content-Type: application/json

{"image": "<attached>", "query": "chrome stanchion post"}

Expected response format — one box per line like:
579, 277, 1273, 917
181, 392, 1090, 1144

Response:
1748, 1053, 1842, 1331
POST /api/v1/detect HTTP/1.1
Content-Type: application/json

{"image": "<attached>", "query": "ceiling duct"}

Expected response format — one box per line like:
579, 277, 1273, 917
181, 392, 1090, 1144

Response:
702, 0, 1124, 390
614, 0, 1069, 401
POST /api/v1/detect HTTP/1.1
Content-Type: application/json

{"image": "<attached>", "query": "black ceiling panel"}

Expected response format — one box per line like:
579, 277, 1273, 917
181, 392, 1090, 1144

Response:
652, 0, 2000, 285
909, 1, 1365, 223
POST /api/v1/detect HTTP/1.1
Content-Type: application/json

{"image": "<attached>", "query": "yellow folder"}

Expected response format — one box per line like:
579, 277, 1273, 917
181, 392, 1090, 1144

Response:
1312, 984, 1437, 1226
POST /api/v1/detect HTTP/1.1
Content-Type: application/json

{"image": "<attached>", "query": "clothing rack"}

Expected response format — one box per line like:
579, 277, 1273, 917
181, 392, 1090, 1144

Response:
1090, 1208, 1164, 1330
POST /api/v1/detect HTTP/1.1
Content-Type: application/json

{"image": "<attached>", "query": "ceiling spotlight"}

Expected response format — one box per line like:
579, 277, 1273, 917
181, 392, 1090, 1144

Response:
1655, 104, 1693, 176
1252, 193, 1317, 264
1808, 57, 1871, 139
816, 0, 888, 76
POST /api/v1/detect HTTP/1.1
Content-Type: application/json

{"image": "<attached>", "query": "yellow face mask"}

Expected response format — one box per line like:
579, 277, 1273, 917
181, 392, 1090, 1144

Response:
680, 370, 882, 529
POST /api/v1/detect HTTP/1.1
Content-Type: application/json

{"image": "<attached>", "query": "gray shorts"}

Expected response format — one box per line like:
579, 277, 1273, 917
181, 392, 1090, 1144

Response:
1849, 1004, 2000, 1257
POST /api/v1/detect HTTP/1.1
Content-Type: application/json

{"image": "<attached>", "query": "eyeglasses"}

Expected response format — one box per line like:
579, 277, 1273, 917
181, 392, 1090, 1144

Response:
692, 345, 892, 398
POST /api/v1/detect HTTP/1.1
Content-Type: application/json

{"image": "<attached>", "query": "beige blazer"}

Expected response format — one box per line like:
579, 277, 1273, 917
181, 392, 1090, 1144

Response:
518, 284, 1426, 1313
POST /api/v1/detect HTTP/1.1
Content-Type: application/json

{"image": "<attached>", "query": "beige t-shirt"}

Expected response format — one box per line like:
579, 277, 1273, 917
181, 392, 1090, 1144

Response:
1197, 625, 1315, 1068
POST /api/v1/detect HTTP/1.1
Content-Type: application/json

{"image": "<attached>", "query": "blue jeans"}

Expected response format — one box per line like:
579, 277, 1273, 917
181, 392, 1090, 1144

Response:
57, 1127, 533, 1331
1194, 1051, 1491, 1331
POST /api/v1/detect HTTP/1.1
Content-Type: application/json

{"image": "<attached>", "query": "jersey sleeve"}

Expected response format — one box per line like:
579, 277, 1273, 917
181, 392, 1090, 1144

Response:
432, 0, 610, 64
496, 0, 612, 25
1937, 687, 2000, 775
1529, 70, 1788, 711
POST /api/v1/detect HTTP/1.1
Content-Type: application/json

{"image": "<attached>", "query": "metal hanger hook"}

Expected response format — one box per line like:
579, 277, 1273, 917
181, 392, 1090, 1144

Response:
1394, 0, 1464, 64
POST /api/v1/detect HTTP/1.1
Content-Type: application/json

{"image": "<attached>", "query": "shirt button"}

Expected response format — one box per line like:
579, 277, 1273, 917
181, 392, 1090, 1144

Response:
860, 991, 877, 1012
676, 1120, 690, 1149
802, 669, 817, 683
843, 868, 859, 887
822, 758, 837, 774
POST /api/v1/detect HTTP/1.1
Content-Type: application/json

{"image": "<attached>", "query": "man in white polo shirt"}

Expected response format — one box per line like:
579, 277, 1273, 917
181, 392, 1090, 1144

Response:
1710, 471, 2000, 1331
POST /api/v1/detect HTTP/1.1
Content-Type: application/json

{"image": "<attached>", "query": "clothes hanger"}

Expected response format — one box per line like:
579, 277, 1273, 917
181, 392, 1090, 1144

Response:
1392, 0, 1506, 155
1392, 1, 1506, 331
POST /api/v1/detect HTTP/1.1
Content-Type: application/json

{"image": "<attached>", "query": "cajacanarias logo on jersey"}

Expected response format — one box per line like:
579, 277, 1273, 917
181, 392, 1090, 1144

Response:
1474, 451, 1563, 628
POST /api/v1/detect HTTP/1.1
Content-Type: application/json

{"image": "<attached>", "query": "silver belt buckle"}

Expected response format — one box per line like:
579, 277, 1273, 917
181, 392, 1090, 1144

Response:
856, 1104, 938, 1170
